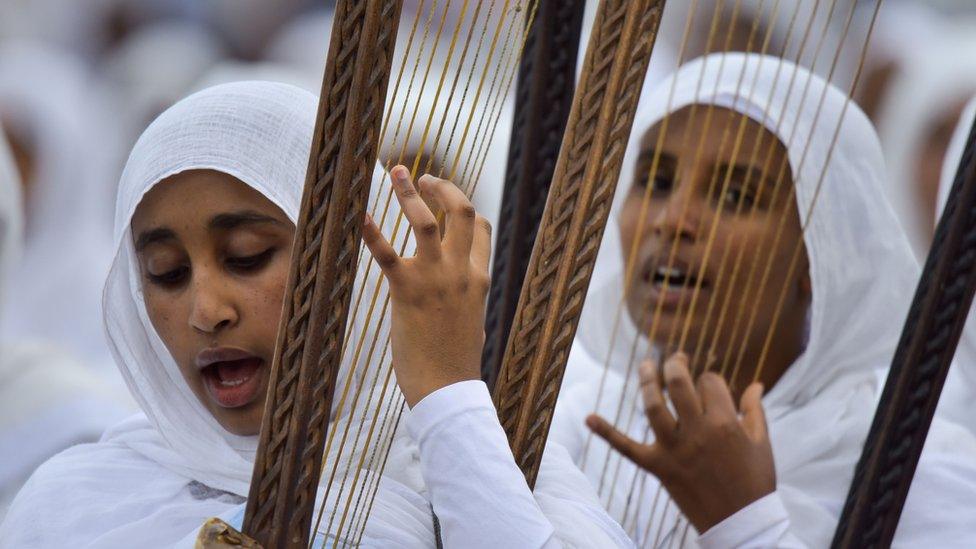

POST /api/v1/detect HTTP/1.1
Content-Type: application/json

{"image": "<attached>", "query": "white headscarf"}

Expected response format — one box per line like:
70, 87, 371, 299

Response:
0, 42, 119, 375
933, 95, 976, 435
553, 52, 920, 547
875, 18, 976, 259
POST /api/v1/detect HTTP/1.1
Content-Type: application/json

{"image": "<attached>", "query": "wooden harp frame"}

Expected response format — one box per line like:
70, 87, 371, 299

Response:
242, 1, 403, 547
481, 0, 587, 391
832, 115, 976, 547
493, 0, 668, 488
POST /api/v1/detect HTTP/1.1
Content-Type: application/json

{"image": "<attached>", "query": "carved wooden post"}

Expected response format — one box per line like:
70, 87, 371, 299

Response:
240, 1, 402, 547
493, 0, 668, 487
832, 116, 976, 547
481, 0, 586, 391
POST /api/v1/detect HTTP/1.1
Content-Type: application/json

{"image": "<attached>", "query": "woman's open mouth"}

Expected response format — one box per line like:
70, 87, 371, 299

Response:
643, 261, 710, 310
196, 347, 265, 408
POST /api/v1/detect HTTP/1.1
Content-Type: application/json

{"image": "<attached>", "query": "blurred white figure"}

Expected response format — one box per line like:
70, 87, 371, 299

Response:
205, 0, 311, 59
264, 8, 335, 80
934, 96, 976, 436
843, 1, 943, 122
0, 43, 119, 378
876, 19, 976, 260
193, 61, 321, 96
100, 20, 225, 157
0, 124, 128, 522
0, 0, 114, 60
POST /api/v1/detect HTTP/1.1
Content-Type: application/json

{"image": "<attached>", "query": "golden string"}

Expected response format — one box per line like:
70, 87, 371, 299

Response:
309, 1, 539, 541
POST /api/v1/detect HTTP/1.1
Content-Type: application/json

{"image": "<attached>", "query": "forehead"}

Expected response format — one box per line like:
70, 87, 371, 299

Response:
639, 105, 789, 163
131, 170, 288, 233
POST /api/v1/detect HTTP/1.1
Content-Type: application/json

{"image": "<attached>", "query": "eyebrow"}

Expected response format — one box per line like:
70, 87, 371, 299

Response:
134, 210, 285, 252
135, 227, 177, 251
723, 163, 781, 191
209, 210, 286, 231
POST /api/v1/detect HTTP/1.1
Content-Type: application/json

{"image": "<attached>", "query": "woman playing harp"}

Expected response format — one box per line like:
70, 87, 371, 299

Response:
0, 81, 632, 548
550, 52, 930, 546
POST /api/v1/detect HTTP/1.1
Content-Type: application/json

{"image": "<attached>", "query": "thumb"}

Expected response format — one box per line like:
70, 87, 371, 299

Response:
740, 382, 768, 442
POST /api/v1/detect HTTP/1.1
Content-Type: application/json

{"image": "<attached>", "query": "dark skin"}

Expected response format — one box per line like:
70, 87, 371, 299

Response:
590, 106, 812, 533
618, 106, 810, 396
131, 167, 490, 436
132, 170, 294, 436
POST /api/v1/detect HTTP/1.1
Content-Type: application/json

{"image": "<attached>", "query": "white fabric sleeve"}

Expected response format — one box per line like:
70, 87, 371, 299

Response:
406, 380, 632, 548
697, 491, 807, 549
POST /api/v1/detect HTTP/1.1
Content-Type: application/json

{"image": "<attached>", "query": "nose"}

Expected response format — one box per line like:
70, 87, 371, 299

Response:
651, 183, 699, 244
188, 269, 238, 335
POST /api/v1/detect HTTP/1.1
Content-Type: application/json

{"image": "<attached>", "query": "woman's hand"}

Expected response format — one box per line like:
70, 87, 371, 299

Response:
586, 353, 775, 533
362, 165, 492, 408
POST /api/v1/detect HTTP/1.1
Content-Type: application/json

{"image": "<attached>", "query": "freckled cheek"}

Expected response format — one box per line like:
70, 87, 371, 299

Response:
143, 291, 197, 378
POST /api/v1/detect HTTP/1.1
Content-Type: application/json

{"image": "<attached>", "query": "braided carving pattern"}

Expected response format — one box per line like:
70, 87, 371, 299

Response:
242, 1, 401, 546
482, 0, 585, 390
832, 118, 976, 548
493, 0, 667, 487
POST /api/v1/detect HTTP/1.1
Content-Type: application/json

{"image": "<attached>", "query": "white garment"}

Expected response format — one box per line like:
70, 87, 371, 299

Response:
0, 125, 127, 522
552, 53, 921, 547
875, 17, 976, 259
0, 42, 120, 377
0, 81, 629, 547
934, 96, 976, 436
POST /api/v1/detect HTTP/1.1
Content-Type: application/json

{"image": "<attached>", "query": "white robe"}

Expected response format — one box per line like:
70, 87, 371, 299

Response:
0, 81, 630, 548
550, 53, 975, 547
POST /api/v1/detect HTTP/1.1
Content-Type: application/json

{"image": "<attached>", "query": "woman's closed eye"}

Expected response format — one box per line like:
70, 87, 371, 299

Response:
146, 264, 190, 287
225, 247, 277, 273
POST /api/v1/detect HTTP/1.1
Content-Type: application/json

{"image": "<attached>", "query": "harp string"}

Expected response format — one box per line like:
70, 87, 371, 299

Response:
723, 0, 849, 384
612, 0, 804, 532
752, 0, 882, 383
338, 5, 538, 537
322, 0, 507, 534
611, 6, 795, 532
724, 0, 858, 386
305, 1, 538, 542
340, 6, 534, 536
628, 0, 846, 536
579, 0, 705, 476
324, 0, 481, 526
624, 0, 879, 544
618, 0, 814, 536
590, 0, 757, 500
310, 0, 480, 539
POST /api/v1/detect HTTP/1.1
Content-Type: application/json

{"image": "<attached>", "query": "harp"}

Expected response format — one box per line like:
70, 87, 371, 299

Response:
193, 1, 967, 548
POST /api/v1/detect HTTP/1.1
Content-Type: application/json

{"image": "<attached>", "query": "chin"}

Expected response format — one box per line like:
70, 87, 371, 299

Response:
214, 406, 265, 437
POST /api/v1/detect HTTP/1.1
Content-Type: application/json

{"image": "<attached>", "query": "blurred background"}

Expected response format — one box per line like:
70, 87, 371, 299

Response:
1, 0, 975, 521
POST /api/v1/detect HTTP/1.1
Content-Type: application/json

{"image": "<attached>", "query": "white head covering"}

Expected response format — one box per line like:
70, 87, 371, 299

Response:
875, 19, 976, 259
554, 52, 920, 546
933, 95, 976, 435
0, 42, 119, 375
0, 81, 440, 547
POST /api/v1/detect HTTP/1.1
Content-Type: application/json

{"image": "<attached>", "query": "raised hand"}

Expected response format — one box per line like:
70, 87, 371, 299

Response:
586, 353, 775, 533
361, 165, 492, 407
